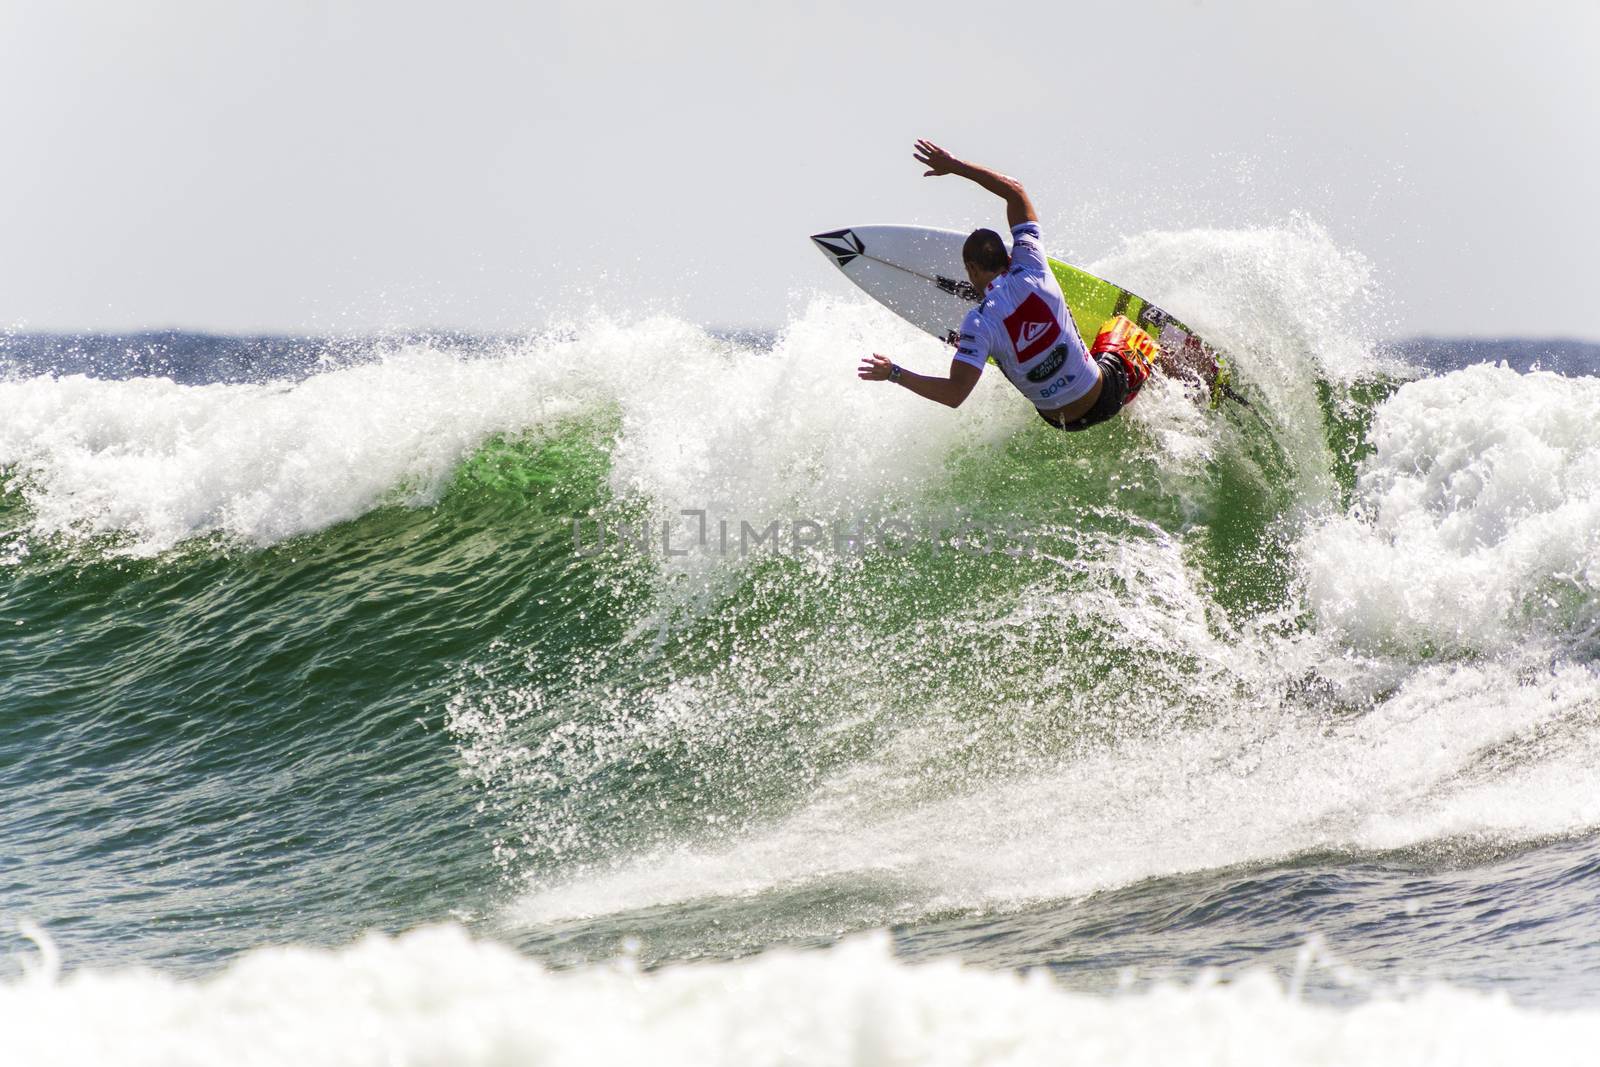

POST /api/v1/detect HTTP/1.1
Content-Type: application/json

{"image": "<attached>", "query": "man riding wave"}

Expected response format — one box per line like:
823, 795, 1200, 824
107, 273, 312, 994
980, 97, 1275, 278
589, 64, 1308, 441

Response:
857, 140, 1179, 431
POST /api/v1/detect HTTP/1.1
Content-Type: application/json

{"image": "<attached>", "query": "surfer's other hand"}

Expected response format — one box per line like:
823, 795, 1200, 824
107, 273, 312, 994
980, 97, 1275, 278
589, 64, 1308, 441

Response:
914, 139, 958, 176
858, 353, 893, 381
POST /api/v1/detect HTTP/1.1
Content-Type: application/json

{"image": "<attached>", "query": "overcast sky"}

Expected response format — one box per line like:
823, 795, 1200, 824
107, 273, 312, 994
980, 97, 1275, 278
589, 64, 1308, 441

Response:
2, 0, 1595, 338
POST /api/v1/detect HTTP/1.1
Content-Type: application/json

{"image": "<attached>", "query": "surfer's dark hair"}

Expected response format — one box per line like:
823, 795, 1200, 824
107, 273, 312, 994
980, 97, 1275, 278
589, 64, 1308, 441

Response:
962, 228, 1009, 273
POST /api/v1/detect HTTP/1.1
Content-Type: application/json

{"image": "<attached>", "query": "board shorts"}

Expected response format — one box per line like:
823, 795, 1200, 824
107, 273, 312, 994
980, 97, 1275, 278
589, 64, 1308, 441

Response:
1035, 316, 1156, 433
1036, 352, 1127, 432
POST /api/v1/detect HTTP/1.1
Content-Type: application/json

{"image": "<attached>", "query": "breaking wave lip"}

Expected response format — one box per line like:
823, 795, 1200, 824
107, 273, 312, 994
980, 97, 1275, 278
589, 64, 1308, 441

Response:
5, 924, 1598, 1067
0, 328, 632, 556
0, 298, 1000, 558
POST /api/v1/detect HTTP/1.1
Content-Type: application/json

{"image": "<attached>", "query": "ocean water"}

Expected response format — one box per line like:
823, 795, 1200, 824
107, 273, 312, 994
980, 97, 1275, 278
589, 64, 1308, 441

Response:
5, 222, 1600, 1064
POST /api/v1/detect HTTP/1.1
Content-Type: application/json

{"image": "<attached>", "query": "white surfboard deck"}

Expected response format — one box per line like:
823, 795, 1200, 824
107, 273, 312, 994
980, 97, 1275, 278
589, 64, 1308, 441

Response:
810, 225, 983, 344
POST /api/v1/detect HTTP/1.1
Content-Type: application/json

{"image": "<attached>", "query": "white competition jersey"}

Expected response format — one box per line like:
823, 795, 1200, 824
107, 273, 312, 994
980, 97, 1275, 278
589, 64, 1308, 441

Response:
952, 222, 1097, 410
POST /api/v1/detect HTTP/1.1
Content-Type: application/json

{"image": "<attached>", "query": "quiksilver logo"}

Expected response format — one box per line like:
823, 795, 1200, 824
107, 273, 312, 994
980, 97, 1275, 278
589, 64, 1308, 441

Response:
1004, 293, 1061, 361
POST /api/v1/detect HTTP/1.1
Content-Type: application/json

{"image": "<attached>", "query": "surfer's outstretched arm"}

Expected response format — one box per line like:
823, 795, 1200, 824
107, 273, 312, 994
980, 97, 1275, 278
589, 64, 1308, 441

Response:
857, 352, 981, 409
913, 140, 1036, 228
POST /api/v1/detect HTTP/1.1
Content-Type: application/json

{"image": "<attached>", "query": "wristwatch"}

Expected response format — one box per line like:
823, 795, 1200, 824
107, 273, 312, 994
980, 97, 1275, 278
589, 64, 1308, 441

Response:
888, 363, 902, 383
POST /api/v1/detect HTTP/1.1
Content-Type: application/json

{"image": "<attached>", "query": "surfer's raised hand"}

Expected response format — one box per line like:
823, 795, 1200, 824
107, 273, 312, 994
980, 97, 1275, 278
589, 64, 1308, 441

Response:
913, 142, 1037, 227
858, 352, 895, 380
914, 139, 959, 177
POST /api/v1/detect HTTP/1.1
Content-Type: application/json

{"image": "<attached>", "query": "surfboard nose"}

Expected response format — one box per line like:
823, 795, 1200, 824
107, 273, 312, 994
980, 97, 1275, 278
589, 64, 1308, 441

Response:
811, 228, 864, 268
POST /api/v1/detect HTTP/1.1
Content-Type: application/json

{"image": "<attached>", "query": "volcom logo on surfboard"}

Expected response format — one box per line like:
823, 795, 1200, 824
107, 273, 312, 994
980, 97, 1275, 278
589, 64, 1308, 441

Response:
1003, 293, 1061, 362
810, 229, 865, 267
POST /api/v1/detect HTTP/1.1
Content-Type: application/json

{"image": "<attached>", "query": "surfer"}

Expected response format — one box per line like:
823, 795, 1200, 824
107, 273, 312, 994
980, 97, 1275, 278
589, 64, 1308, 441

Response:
857, 140, 1155, 431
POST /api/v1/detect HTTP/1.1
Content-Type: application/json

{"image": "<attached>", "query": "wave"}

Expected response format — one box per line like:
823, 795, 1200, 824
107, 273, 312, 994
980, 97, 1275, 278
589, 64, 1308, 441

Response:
0, 220, 1375, 560
442, 227, 1600, 940
4, 926, 1596, 1066
8, 221, 1600, 992
0, 329, 622, 555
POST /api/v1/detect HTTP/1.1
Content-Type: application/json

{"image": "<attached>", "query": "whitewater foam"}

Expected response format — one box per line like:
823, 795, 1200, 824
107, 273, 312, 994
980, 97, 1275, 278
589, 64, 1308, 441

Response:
508, 650, 1600, 929
0, 341, 595, 555
0, 300, 1022, 558
1303, 362, 1600, 655
3, 925, 1595, 1067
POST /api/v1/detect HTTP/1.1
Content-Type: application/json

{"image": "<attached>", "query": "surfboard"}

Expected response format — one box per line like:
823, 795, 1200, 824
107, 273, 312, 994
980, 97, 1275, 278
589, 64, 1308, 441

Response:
810, 224, 1229, 400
